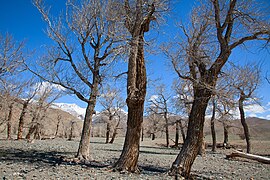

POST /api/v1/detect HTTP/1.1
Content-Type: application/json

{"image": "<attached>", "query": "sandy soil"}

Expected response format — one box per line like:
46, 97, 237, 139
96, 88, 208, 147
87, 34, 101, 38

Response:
0, 137, 269, 179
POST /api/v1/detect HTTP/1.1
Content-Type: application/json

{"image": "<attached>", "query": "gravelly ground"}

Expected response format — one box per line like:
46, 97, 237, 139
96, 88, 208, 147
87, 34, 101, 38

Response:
0, 137, 269, 179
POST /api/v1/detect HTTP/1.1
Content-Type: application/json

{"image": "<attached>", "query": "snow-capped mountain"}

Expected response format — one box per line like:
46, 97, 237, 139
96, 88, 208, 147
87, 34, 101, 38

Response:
52, 103, 86, 120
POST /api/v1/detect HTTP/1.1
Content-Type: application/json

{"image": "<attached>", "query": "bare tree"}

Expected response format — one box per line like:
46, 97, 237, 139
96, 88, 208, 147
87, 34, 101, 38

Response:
26, 82, 62, 140
0, 33, 25, 78
148, 85, 172, 147
114, 0, 167, 172
30, 0, 125, 160
17, 78, 39, 140
231, 63, 261, 153
98, 86, 125, 143
164, 0, 270, 178
0, 78, 25, 139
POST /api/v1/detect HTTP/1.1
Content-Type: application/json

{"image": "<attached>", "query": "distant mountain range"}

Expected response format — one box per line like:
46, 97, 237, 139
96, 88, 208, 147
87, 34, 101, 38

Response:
52, 103, 86, 120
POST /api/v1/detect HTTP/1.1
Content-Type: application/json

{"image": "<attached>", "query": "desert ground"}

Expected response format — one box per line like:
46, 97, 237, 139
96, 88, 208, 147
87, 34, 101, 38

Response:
0, 137, 269, 179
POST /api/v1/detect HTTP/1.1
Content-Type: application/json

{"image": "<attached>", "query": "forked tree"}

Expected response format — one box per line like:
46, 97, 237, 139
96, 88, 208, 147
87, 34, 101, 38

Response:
231, 63, 261, 153
114, 0, 167, 172
164, 0, 270, 178
31, 0, 125, 160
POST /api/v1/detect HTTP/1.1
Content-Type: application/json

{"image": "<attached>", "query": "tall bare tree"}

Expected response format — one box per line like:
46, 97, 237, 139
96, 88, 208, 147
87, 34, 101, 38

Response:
30, 0, 125, 160
231, 63, 261, 153
114, 0, 167, 172
164, 0, 270, 178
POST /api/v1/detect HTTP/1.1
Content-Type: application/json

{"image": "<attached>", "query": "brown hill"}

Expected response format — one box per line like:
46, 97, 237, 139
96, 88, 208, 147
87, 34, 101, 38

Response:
0, 99, 83, 140
204, 117, 270, 141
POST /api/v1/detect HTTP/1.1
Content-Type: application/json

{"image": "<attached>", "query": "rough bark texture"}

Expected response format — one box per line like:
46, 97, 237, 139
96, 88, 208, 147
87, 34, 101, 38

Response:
211, 99, 217, 152
239, 95, 251, 153
114, 103, 145, 172
114, 0, 154, 171
17, 102, 28, 140
170, 88, 211, 178
114, 35, 146, 171
76, 100, 96, 160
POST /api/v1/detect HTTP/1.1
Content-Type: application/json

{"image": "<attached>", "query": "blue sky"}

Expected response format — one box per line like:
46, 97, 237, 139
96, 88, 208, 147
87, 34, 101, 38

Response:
1, 0, 269, 119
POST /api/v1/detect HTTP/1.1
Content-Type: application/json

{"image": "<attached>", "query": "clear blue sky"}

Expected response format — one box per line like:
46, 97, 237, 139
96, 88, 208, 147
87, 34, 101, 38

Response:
1, 0, 269, 119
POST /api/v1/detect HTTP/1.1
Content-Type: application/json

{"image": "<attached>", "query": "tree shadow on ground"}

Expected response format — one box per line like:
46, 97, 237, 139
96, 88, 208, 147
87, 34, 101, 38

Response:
0, 147, 108, 169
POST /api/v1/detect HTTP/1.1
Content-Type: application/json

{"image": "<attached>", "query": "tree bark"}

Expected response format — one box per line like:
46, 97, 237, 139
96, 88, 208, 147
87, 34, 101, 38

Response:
226, 150, 270, 164
223, 122, 229, 147
114, 34, 146, 172
239, 95, 251, 153
175, 120, 179, 147
179, 119, 186, 143
76, 101, 96, 160
114, 103, 144, 172
17, 101, 28, 140
165, 112, 169, 148
105, 115, 112, 143
211, 99, 217, 152
54, 115, 61, 138
109, 118, 121, 144
170, 88, 211, 178
7, 104, 14, 140
68, 121, 75, 141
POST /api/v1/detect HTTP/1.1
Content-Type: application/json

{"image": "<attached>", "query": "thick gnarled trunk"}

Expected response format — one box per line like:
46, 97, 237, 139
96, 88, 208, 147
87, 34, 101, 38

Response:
114, 34, 147, 171
114, 103, 144, 172
170, 88, 211, 178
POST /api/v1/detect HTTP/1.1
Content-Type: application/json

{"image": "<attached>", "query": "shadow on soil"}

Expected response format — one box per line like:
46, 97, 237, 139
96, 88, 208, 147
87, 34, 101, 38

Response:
0, 147, 171, 175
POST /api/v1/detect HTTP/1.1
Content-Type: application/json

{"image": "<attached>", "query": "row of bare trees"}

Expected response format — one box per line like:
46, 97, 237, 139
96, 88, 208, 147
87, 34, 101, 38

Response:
1, 0, 269, 179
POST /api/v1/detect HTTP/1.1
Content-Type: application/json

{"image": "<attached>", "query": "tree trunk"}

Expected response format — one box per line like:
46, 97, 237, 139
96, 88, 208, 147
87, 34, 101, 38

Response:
239, 96, 251, 153
152, 133, 156, 140
54, 115, 61, 138
170, 88, 211, 178
76, 102, 95, 160
105, 121, 111, 143
211, 99, 217, 152
223, 122, 229, 147
7, 104, 13, 140
68, 121, 75, 141
179, 119, 186, 143
17, 102, 28, 140
165, 112, 169, 148
114, 104, 144, 172
26, 123, 36, 140
114, 34, 147, 172
110, 118, 121, 144
141, 127, 144, 142
175, 120, 179, 147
